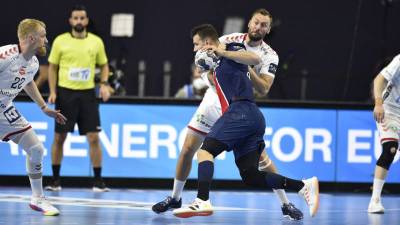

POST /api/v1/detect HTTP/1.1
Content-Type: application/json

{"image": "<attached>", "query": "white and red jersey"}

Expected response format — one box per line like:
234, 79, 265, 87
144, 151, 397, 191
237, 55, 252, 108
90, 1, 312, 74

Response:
219, 32, 279, 78
381, 54, 400, 116
0, 44, 38, 112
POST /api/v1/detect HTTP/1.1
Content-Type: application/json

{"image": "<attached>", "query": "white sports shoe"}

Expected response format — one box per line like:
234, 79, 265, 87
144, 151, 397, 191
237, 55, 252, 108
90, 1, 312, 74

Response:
29, 196, 60, 216
298, 176, 319, 217
368, 198, 384, 214
173, 198, 213, 218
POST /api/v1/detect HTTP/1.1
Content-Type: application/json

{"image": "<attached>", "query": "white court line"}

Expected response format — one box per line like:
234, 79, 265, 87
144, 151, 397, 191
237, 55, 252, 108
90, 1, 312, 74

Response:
0, 194, 262, 212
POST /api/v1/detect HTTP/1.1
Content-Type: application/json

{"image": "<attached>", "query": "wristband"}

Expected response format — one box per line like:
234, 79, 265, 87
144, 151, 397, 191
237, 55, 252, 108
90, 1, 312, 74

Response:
40, 104, 47, 110
99, 81, 109, 85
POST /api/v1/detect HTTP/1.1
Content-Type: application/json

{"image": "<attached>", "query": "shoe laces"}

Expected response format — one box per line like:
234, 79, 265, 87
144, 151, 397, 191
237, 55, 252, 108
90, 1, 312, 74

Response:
36, 196, 52, 206
283, 203, 303, 220
94, 180, 106, 188
304, 187, 311, 205
160, 196, 174, 206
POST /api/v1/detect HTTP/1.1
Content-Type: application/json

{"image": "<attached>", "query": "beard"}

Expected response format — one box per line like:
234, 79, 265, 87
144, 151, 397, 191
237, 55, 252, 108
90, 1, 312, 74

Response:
248, 32, 263, 42
36, 46, 47, 56
73, 24, 85, 33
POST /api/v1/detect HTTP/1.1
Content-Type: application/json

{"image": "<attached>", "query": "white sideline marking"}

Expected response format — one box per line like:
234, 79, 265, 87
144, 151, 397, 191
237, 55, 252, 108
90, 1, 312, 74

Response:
0, 194, 262, 211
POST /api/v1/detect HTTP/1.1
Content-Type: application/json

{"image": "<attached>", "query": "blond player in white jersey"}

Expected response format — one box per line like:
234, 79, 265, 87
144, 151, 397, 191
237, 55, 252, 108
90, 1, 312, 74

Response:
152, 9, 303, 220
0, 19, 66, 216
369, 53, 400, 214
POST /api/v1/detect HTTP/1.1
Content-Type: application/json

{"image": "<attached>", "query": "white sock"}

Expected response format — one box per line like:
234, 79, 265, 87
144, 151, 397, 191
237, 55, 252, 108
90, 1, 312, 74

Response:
371, 178, 385, 201
171, 179, 186, 200
273, 189, 290, 205
29, 177, 44, 197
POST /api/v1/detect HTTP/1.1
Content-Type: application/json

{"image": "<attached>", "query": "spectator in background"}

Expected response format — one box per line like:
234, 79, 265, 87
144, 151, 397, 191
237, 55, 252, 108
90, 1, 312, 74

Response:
175, 64, 208, 99
45, 5, 111, 192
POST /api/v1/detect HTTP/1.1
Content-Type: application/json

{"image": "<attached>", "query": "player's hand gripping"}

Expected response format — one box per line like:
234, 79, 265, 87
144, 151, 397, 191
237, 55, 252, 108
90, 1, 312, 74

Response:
202, 43, 226, 57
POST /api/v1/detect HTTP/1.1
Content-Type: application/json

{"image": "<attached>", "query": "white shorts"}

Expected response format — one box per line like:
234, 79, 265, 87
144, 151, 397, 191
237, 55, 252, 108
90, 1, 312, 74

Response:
0, 105, 31, 141
377, 113, 400, 143
188, 89, 221, 135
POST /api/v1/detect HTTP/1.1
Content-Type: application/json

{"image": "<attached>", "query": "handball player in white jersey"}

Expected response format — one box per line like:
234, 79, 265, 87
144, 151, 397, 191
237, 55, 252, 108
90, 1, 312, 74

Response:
0, 19, 66, 216
152, 8, 303, 220
369, 53, 400, 214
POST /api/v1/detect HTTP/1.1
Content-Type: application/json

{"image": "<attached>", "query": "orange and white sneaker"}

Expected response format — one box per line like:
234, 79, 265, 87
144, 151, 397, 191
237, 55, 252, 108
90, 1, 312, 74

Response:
298, 176, 319, 217
173, 198, 213, 218
29, 196, 60, 216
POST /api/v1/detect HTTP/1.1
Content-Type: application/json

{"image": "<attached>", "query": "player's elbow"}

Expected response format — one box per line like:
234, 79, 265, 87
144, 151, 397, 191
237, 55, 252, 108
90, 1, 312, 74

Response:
256, 86, 269, 97
258, 89, 268, 97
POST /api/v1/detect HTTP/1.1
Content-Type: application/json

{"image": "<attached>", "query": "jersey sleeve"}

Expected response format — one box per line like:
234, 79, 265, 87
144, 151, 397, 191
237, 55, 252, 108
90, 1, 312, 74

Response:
259, 53, 279, 78
0, 47, 8, 72
219, 33, 244, 44
48, 36, 62, 65
0, 45, 18, 72
219, 34, 230, 44
96, 38, 108, 66
380, 54, 400, 81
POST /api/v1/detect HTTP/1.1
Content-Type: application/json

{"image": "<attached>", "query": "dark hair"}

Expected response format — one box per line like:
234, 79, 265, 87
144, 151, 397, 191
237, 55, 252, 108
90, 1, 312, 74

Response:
251, 8, 272, 22
70, 5, 87, 17
190, 24, 219, 42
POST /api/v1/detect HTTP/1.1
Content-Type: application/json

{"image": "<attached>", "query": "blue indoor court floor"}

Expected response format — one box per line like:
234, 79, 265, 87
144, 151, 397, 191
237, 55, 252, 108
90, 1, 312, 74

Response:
0, 187, 399, 225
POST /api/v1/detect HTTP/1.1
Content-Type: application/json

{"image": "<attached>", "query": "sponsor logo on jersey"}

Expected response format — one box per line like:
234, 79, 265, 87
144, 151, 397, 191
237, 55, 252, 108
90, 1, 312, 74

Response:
0, 89, 19, 98
19, 67, 26, 75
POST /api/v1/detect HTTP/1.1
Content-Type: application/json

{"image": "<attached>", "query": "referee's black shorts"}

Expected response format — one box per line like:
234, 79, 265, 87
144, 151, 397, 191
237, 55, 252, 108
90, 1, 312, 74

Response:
55, 87, 101, 135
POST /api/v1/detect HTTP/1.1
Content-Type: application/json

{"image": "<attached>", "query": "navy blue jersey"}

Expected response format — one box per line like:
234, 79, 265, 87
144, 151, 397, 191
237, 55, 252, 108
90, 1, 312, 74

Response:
213, 43, 254, 114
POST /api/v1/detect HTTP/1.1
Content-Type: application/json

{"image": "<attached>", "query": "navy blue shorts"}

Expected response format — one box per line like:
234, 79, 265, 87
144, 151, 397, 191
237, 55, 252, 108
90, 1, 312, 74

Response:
202, 100, 266, 160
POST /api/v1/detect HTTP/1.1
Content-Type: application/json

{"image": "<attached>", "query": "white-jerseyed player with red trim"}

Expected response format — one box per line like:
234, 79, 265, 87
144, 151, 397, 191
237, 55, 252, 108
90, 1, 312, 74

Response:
0, 18, 67, 216
369, 53, 400, 214
152, 9, 304, 220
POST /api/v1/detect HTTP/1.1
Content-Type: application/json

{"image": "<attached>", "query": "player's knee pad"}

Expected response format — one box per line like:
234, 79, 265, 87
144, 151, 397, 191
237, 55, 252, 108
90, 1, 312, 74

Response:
18, 130, 44, 177
201, 137, 228, 158
239, 166, 266, 188
25, 143, 44, 176
376, 141, 398, 170
236, 151, 267, 188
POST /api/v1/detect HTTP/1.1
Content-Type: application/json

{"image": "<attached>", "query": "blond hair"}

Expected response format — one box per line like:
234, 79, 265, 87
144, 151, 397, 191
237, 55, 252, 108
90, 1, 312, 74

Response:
17, 19, 46, 39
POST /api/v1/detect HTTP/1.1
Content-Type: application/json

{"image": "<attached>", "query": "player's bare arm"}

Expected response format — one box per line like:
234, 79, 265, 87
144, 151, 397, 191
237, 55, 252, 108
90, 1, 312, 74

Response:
248, 66, 274, 96
203, 44, 261, 66
373, 74, 388, 123
23, 81, 67, 124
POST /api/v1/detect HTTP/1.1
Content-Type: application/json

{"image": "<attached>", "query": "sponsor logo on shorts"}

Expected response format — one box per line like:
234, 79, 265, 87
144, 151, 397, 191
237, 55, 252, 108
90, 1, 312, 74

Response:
196, 114, 212, 128
3, 106, 21, 124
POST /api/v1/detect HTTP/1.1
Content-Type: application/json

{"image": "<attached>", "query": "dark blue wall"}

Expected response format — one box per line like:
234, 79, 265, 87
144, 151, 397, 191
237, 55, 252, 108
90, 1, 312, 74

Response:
1, 0, 399, 101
